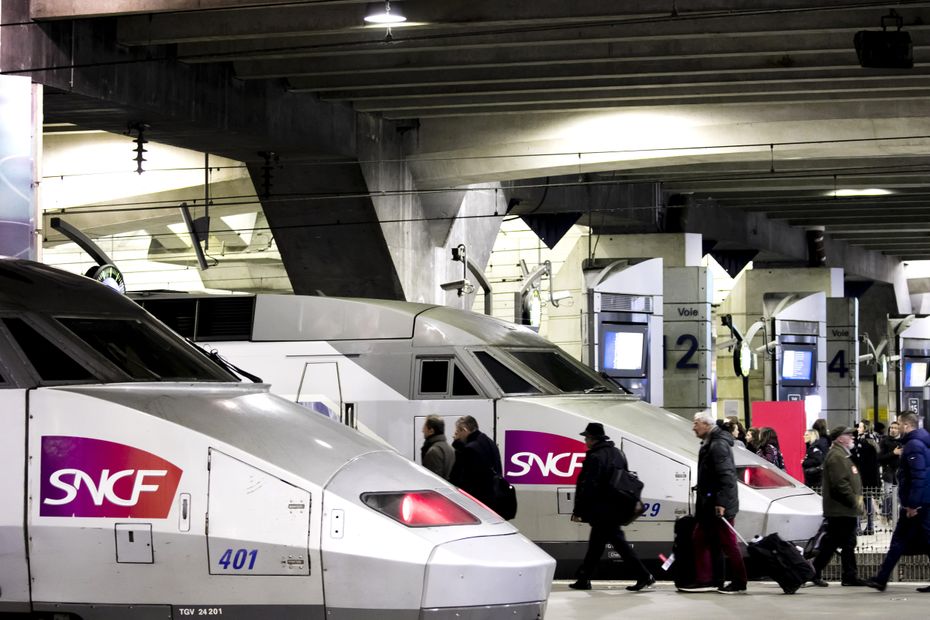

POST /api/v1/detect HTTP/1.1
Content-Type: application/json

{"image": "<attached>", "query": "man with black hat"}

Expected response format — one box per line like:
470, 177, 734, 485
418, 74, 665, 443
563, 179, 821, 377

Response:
569, 422, 654, 591
810, 426, 868, 587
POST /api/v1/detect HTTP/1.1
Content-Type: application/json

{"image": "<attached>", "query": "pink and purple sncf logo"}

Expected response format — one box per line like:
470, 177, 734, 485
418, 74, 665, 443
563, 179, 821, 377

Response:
503, 430, 587, 485
40, 436, 182, 518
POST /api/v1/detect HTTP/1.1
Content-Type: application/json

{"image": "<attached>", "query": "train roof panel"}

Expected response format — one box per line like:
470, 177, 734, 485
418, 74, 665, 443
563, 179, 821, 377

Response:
0, 258, 141, 315
414, 306, 551, 347
253, 295, 435, 341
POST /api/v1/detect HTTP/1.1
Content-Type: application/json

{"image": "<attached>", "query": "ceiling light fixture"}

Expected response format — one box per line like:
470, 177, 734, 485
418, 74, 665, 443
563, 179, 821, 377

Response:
364, 0, 406, 24
826, 188, 892, 197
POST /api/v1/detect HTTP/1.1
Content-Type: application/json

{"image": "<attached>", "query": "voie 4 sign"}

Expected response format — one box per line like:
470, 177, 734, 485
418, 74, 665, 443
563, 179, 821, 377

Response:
504, 430, 587, 485
40, 436, 183, 518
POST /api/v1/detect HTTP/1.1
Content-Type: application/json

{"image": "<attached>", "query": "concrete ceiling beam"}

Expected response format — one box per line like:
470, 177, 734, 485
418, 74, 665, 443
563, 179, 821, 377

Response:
32, 0, 315, 20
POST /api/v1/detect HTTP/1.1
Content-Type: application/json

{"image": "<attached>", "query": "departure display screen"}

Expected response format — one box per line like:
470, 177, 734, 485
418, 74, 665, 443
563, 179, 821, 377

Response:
780, 344, 816, 386
600, 323, 647, 376
904, 359, 929, 388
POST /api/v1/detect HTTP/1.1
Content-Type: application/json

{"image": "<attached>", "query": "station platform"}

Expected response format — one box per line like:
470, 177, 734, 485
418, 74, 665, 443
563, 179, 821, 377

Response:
547, 580, 929, 619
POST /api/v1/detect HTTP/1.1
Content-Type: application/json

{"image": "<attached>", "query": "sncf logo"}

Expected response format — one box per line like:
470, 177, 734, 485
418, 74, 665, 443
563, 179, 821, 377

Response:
40, 436, 182, 518
503, 430, 587, 485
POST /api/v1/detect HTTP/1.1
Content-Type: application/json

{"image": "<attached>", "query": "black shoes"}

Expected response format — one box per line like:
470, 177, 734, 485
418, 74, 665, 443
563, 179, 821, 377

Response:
865, 579, 887, 592
841, 578, 869, 586
810, 578, 829, 587
916, 585, 930, 593
717, 582, 747, 594
569, 579, 592, 591
626, 575, 656, 591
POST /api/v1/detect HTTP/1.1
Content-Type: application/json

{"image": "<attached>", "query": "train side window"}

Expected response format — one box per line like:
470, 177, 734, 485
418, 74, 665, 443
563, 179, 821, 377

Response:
474, 351, 539, 394
451, 364, 479, 396
3, 318, 95, 382
420, 360, 449, 393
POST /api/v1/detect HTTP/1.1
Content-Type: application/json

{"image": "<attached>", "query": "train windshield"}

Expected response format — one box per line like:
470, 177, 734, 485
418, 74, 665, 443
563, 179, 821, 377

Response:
57, 317, 236, 382
506, 349, 617, 394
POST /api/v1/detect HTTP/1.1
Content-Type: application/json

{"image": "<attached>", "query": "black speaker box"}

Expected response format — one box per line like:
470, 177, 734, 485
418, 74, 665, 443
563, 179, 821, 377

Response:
854, 30, 913, 69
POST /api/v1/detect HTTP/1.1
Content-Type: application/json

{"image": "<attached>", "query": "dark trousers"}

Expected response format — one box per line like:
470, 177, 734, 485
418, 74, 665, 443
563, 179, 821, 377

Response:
875, 506, 930, 584
693, 516, 747, 586
578, 521, 651, 581
812, 516, 859, 582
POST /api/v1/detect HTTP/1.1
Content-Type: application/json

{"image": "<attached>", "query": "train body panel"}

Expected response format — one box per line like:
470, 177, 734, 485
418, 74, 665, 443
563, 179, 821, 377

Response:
0, 258, 554, 618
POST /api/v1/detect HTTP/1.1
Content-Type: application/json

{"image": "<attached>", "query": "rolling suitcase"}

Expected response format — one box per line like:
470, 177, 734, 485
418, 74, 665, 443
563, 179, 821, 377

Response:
723, 518, 814, 594
671, 515, 698, 589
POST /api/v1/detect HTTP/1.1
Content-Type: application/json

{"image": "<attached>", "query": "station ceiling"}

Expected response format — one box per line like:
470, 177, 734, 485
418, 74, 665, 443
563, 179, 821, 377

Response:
28, 0, 930, 265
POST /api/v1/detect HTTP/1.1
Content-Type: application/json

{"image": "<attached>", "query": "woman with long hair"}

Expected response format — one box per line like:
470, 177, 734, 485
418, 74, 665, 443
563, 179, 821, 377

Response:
802, 429, 825, 488
756, 427, 786, 470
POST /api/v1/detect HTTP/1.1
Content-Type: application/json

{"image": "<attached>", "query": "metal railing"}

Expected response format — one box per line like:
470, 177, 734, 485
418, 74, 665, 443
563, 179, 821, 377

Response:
808, 485, 930, 581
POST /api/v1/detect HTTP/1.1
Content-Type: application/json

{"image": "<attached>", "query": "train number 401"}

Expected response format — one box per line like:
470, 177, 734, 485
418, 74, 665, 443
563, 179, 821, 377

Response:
218, 548, 258, 570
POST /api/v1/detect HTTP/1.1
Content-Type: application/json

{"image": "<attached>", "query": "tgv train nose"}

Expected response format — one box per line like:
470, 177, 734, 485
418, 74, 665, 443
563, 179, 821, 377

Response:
421, 533, 555, 617
764, 492, 824, 542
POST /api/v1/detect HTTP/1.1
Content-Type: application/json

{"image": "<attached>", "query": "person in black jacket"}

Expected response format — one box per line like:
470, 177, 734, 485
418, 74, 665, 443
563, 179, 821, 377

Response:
853, 420, 881, 535
803, 429, 825, 489
449, 415, 502, 508
680, 411, 747, 594
569, 422, 654, 592
878, 420, 903, 517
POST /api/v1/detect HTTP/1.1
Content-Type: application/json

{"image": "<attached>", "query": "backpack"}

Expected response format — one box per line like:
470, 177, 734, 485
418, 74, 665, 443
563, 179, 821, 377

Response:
608, 462, 646, 525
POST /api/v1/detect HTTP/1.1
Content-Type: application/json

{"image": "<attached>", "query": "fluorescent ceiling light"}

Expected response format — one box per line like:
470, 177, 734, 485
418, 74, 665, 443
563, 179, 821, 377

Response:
364, 1, 406, 24
826, 188, 892, 197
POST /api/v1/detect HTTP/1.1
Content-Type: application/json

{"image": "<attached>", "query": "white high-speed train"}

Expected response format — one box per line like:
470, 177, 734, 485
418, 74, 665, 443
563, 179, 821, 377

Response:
0, 259, 555, 620
137, 293, 824, 577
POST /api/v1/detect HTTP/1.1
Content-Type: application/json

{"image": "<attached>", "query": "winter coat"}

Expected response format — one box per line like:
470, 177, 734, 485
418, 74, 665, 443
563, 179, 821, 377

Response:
450, 430, 502, 507
852, 432, 881, 487
572, 439, 628, 525
696, 426, 739, 520
897, 427, 930, 508
759, 443, 786, 470
878, 434, 902, 484
802, 443, 825, 488
421, 433, 455, 480
822, 443, 863, 518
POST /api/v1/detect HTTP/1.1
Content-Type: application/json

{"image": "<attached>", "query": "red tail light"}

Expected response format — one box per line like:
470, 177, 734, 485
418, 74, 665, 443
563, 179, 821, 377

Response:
361, 491, 480, 527
738, 466, 795, 489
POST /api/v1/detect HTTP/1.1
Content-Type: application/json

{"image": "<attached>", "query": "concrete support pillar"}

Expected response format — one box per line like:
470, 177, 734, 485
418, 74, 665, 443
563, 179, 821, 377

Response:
826, 297, 859, 428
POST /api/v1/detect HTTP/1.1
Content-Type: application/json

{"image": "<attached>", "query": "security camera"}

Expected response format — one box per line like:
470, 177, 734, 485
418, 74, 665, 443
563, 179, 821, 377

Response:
451, 244, 466, 262
440, 279, 474, 296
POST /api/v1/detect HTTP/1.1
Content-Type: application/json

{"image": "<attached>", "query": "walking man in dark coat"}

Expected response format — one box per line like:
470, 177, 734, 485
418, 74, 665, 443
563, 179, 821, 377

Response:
867, 412, 930, 592
681, 410, 747, 594
569, 422, 654, 591
810, 426, 868, 587
449, 415, 502, 507
420, 415, 454, 480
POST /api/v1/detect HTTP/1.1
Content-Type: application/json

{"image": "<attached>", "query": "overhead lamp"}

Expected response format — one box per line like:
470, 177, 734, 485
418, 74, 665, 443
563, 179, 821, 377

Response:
826, 188, 892, 197
364, 0, 406, 24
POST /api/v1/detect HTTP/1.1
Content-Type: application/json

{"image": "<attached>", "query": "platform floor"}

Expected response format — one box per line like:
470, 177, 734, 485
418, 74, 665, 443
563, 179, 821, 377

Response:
547, 580, 930, 619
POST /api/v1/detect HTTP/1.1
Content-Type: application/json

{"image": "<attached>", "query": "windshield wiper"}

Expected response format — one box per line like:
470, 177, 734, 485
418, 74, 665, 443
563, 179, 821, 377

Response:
190, 340, 263, 383
583, 385, 611, 393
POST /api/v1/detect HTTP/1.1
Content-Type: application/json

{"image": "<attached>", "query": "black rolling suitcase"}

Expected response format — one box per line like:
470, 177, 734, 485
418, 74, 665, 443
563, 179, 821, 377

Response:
671, 515, 698, 588
723, 519, 814, 594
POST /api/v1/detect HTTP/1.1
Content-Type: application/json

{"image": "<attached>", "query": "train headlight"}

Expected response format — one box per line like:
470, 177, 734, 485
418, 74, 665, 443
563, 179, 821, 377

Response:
361, 491, 481, 527
737, 466, 795, 488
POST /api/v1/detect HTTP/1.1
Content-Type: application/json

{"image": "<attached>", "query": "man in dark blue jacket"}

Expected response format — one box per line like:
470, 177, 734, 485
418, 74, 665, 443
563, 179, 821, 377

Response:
680, 410, 747, 594
569, 422, 654, 592
867, 412, 930, 592
449, 415, 502, 508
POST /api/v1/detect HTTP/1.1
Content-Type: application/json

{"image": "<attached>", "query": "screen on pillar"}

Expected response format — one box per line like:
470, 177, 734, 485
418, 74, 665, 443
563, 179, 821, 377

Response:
780, 344, 816, 387
600, 323, 648, 376
904, 358, 929, 388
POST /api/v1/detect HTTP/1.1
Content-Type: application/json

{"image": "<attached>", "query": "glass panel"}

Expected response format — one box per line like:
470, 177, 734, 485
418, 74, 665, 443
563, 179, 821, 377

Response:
58, 317, 235, 382
509, 350, 607, 393
419, 360, 449, 393
475, 351, 539, 394
3, 318, 95, 382
451, 364, 479, 396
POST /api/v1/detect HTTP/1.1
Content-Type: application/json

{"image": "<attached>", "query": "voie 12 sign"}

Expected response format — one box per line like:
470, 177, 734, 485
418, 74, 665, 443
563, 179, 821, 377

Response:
504, 430, 587, 485
40, 436, 183, 518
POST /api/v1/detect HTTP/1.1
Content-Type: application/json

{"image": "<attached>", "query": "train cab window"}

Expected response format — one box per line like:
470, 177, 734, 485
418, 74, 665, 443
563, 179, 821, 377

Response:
417, 358, 480, 398
474, 351, 539, 394
508, 350, 610, 393
420, 360, 449, 393
3, 318, 95, 382
57, 317, 236, 382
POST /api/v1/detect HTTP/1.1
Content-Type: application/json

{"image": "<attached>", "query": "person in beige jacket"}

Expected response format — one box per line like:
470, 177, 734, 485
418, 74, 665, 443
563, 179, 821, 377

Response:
810, 426, 867, 587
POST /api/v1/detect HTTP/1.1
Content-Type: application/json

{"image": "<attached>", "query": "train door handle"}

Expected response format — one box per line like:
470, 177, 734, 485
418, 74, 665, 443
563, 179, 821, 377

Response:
178, 493, 191, 532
